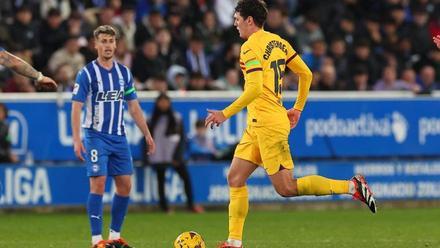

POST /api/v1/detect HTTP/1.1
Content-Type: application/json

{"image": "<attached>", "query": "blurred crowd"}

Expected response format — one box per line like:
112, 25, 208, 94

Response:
0, 0, 439, 93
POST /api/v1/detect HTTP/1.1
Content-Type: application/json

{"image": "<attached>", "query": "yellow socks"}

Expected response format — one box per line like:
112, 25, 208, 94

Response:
228, 186, 249, 241
297, 175, 349, 195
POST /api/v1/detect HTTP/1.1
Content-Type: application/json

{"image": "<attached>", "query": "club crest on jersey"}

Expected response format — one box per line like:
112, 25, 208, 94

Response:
96, 90, 124, 102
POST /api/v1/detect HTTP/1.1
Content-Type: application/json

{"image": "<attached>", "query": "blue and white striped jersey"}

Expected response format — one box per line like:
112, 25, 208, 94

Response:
72, 60, 137, 136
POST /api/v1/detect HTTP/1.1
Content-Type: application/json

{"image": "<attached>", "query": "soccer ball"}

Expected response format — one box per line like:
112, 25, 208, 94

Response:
174, 231, 206, 248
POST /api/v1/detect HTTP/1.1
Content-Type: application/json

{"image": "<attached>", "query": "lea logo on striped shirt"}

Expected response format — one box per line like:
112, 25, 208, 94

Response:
96, 90, 124, 102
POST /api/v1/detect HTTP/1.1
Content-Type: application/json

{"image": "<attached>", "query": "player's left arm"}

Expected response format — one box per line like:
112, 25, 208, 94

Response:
205, 45, 263, 128
127, 99, 156, 155
124, 68, 155, 154
0, 49, 57, 90
285, 41, 313, 129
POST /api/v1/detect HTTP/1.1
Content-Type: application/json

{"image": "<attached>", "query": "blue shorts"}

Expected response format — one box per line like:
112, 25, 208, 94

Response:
84, 129, 133, 177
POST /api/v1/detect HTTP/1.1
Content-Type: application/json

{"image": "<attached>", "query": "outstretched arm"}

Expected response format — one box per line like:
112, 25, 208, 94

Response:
0, 49, 57, 90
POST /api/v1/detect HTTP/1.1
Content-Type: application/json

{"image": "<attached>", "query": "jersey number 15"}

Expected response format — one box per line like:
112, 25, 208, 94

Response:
270, 59, 285, 96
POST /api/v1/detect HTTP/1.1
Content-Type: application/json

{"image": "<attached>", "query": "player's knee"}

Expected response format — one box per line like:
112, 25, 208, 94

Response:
90, 178, 106, 194
274, 185, 298, 197
227, 172, 246, 187
117, 182, 132, 196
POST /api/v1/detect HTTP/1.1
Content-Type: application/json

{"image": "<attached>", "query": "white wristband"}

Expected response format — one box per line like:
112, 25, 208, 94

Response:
36, 72, 44, 82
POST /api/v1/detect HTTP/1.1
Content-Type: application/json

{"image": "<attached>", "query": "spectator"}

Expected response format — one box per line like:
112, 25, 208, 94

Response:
114, 38, 132, 68
3, 73, 36, 93
132, 39, 166, 89
135, 9, 165, 47
9, 5, 39, 53
155, 28, 184, 68
348, 66, 369, 91
265, 5, 296, 46
167, 65, 188, 91
329, 13, 356, 49
114, 5, 136, 52
410, 6, 432, 55
185, 35, 211, 79
214, 68, 242, 91
97, 6, 115, 26
39, 8, 69, 67
382, 18, 400, 53
361, 14, 383, 52
400, 68, 421, 93
0, 103, 18, 163
211, 42, 241, 79
373, 66, 410, 91
40, 0, 71, 19
296, 14, 324, 53
196, 10, 223, 56
188, 120, 218, 161
348, 39, 380, 86
302, 39, 327, 72
53, 63, 75, 92
215, 0, 236, 28
166, 8, 191, 51
418, 65, 438, 94
48, 35, 85, 75
147, 74, 168, 92
317, 64, 337, 91
328, 37, 349, 89
67, 11, 93, 38
187, 72, 210, 91
147, 93, 203, 213
395, 37, 415, 71
79, 34, 97, 64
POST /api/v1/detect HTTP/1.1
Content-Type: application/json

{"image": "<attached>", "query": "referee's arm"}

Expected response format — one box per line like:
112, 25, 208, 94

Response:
0, 49, 57, 90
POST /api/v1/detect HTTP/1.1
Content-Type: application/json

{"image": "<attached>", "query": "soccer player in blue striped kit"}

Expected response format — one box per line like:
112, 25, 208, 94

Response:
71, 25, 156, 248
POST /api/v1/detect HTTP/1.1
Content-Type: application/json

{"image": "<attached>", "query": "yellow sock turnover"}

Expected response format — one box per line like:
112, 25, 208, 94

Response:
297, 175, 349, 195
228, 186, 249, 241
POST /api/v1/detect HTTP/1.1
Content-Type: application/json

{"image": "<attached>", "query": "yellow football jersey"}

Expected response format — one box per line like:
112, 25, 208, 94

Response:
222, 29, 312, 127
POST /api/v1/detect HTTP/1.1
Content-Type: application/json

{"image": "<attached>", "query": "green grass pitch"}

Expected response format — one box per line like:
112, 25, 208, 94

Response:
1, 207, 439, 247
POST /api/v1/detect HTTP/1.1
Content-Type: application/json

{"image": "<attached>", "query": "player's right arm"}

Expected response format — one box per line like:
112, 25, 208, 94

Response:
71, 69, 89, 161
222, 44, 263, 118
205, 44, 263, 128
0, 48, 57, 90
72, 101, 85, 161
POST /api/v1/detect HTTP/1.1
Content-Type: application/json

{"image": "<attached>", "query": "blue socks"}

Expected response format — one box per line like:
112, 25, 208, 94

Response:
87, 193, 103, 236
110, 194, 130, 232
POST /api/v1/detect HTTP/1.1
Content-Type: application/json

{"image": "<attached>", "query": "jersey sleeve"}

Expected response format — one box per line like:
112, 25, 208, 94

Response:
71, 69, 90, 103
124, 68, 137, 101
222, 43, 263, 118
285, 41, 312, 111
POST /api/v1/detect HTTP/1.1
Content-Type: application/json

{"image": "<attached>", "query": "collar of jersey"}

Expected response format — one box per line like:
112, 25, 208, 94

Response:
94, 60, 115, 72
248, 28, 265, 41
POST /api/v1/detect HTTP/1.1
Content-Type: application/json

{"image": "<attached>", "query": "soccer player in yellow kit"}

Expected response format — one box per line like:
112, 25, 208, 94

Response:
205, 1, 377, 247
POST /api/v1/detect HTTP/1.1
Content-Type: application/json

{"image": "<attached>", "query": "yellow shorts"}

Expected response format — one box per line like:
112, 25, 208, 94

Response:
234, 124, 294, 175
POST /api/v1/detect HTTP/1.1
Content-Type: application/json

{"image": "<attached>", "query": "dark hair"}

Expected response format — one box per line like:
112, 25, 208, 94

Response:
93, 25, 118, 39
47, 8, 61, 17
150, 93, 178, 137
195, 120, 205, 128
235, 0, 268, 28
